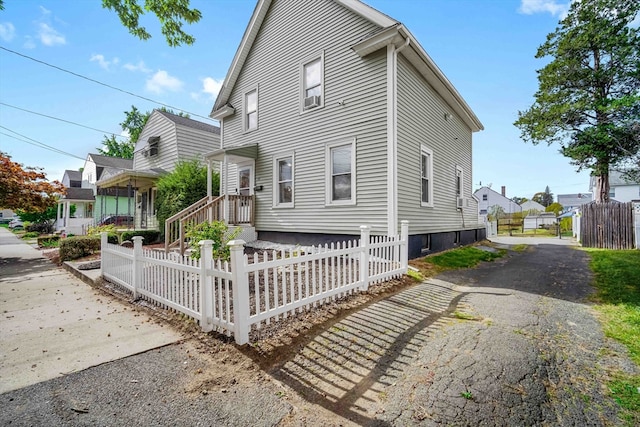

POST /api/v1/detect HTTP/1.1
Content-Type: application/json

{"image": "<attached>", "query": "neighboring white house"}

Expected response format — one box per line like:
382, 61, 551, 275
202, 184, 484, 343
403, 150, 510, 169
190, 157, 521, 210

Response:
557, 193, 592, 211
205, 0, 485, 258
0, 208, 16, 220
589, 170, 640, 203
474, 186, 521, 221
98, 109, 221, 230
520, 200, 545, 214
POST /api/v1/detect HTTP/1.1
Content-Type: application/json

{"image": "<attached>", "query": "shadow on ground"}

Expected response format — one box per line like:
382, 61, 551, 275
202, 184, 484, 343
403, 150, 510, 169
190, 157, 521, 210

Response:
242, 280, 507, 425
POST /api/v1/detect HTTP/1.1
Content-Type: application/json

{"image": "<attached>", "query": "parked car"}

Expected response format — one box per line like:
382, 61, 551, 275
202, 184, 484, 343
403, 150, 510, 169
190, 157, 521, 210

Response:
98, 215, 134, 226
8, 218, 24, 229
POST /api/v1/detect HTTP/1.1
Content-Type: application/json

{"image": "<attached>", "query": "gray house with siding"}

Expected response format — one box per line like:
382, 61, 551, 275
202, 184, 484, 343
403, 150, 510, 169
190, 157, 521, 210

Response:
207, 0, 484, 258
99, 109, 220, 230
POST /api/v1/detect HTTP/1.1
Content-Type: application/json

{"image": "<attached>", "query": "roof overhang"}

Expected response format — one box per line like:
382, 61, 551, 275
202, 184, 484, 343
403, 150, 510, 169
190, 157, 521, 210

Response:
210, 104, 236, 120
353, 25, 483, 133
97, 169, 165, 189
204, 143, 258, 163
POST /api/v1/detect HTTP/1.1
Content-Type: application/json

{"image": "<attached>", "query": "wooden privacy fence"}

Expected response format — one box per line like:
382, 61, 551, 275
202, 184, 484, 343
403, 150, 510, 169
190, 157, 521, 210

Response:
580, 202, 635, 249
101, 221, 409, 345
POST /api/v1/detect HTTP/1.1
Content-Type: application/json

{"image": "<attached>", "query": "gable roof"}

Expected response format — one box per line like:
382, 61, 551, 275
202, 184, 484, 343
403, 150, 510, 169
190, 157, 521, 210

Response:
155, 110, 220, 135
87, 153, 133, 170
210, 0, 483, 132
520, 200, 545, 211
63, 169, 82, 182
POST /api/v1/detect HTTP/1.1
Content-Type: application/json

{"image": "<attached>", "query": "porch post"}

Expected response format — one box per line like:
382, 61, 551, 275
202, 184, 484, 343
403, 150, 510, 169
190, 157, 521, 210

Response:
64, 201, 70, 228
223, 154, 229, 222
56, 201, 61, 229
207, 159, 212, 201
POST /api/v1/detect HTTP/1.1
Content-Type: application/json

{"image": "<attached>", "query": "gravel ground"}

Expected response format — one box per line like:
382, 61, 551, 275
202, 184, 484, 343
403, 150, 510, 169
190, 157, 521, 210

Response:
2, 241, 637, 426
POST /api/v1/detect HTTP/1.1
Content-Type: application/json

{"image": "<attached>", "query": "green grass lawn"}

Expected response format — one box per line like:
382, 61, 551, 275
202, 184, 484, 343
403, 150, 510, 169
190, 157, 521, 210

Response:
586, 249, 640, 425
425, 246, 506, 269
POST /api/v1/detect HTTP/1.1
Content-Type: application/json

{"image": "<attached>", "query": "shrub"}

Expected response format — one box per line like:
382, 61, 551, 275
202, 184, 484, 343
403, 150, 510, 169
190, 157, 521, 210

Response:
22, 231, 40, 239
38, 235, 60, 247
59, 236, 101, 261
26, 221, 54, 234
121, 230, 160, 245
185, 221, 241, 261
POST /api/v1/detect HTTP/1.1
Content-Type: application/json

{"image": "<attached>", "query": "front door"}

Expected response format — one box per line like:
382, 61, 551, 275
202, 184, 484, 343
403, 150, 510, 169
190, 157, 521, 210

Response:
237, 165, 253, 196
235, 164, 253, 223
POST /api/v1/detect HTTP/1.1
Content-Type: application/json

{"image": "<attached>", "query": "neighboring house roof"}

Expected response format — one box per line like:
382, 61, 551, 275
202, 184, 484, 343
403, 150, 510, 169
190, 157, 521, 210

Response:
134, 110, 221, 154
210, 0, 483, 132
87, 153, 134, 170
520, 200, 545, 212
97, 168, 168, 189
63, 170, 82, 182
61, 188, 95, 201
589, 170, 639, 191
557, 193, 592, 208
156, 110, 221, 134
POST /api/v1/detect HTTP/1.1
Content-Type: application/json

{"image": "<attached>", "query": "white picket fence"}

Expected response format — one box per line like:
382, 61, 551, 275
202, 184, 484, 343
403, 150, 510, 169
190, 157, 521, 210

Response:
101, 221, 409, 345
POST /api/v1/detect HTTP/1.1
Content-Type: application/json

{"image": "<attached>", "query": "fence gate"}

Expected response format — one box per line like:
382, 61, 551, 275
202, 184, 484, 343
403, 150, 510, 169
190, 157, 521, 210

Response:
580, 202, 635, 249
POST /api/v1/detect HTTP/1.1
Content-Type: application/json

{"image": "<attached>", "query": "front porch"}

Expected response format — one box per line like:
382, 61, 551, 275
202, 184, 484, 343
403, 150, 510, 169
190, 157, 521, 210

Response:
56, 188, 95, 235
164, 194, 255, 254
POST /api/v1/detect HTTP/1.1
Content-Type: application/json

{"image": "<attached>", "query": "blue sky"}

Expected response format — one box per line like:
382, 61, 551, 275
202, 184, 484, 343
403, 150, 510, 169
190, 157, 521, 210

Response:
0, 0, 599, 200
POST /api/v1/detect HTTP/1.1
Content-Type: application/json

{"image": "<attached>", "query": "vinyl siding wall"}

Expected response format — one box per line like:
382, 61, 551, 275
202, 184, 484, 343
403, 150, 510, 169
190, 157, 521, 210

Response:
175, 125, 220, 163
133, 113, 178, 172
396, 55, 481, 234
222, 0, 389, 235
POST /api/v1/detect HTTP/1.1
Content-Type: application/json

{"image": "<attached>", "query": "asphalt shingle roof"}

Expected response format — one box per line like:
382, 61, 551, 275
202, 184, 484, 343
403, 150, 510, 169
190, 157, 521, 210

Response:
156, 110, 220, 135
88, 154, 133, 170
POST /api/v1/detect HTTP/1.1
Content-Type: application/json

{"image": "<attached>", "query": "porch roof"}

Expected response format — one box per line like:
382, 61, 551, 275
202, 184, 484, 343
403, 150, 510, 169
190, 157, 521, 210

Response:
204, 143, 258, 163
97, 168, 166, 189
59, 188, 95, 202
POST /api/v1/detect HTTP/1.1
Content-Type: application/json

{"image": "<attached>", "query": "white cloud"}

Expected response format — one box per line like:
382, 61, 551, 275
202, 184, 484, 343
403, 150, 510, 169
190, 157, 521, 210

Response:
0, 22, 15, 42
123, 60, 152, 73
39, 6, 51, 16
90, 54, 120, 70
38, 22, 65, 46
518, 0, 569, 17
146, 70, 184, 94
202, 77, 223, 98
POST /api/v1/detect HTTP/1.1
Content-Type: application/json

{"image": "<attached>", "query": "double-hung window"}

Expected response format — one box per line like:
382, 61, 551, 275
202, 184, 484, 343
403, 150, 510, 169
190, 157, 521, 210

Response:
300, 52, 324, 112
273, 154, 294, 208
326, 139, 356, 205
244, 86, 258, 132
421, 145, 434, 207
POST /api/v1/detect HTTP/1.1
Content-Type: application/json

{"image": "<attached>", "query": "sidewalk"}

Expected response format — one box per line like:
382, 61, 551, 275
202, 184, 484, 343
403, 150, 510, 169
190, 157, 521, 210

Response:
0, 228, 183, 394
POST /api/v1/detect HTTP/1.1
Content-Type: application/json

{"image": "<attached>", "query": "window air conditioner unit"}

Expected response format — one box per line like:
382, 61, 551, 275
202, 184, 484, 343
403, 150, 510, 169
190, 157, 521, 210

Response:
304, 95, 321, 109
456, 197, 465, 209
142, 149, 149, 157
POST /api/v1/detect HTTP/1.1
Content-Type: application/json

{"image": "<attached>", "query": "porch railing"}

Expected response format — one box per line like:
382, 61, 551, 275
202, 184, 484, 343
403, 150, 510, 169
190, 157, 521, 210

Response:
165, 195, 254, 254
165, 195, 219, 253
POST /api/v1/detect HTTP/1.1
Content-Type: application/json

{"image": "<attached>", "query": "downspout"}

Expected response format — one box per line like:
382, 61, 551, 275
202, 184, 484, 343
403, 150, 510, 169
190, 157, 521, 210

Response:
387, 36, 410, 236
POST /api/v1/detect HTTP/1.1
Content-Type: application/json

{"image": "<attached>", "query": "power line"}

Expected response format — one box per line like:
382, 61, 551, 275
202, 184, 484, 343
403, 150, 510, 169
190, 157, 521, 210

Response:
0, 102, 128, 139
0, 46, 216, 122
0, 126, 86, 161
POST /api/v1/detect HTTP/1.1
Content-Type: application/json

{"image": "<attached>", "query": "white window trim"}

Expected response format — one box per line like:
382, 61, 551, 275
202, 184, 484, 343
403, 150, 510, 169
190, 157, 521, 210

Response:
299, 50, 325, 114
455, 165, 464, 197
325, 138, 356, 206
421, 145, 434, 208
243, 85, 259, 133
272, 152, 295, 208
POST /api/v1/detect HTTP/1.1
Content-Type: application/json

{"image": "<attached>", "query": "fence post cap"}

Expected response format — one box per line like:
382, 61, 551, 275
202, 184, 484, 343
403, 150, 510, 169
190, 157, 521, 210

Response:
401, 220, 409, 225
198, 239, 214, 247
227, 239, 246, 248
360, 225, 371, 231
131, 236, 144, 242
100, 231, 108, 236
